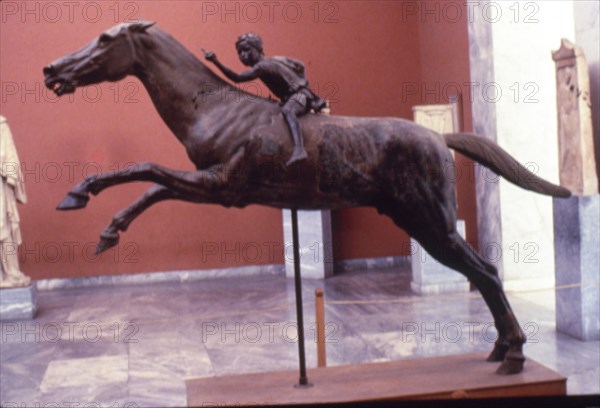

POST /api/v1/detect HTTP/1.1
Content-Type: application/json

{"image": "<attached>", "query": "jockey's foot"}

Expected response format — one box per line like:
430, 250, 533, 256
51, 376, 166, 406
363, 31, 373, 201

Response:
314, 98, 327, 113
286, 148, 308, 166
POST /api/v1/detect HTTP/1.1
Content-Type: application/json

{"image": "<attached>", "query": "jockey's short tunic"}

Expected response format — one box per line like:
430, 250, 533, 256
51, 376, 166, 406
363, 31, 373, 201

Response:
253, 56, 309, 103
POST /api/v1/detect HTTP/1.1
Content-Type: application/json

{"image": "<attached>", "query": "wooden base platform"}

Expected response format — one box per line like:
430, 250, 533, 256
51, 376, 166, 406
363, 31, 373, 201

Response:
186, 352, 566, 406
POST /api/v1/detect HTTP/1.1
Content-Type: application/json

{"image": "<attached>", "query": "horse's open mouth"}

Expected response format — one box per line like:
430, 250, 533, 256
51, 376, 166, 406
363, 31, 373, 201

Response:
45, 78, 76, 96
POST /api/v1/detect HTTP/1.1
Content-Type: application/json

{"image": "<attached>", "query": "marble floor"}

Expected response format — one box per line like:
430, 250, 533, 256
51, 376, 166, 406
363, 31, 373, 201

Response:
1, 266, 599, 407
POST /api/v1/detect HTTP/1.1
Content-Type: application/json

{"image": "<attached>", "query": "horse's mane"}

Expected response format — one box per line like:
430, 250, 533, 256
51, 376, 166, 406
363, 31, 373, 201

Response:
145, 26, 275, 106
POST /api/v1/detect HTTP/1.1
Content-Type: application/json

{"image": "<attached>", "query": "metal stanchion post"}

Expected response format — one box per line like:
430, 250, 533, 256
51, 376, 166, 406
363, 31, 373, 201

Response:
291, 208, 312, 388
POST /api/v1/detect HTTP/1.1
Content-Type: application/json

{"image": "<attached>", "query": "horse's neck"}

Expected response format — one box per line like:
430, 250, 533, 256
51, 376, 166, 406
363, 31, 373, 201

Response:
132, 29, 233, 141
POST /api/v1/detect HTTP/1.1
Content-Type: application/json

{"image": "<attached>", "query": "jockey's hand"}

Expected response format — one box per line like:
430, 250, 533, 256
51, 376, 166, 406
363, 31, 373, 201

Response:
202, 49, 217, 62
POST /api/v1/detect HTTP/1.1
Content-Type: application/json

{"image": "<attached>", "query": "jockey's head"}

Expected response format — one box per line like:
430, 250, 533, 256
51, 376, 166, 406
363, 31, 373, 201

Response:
236, 33, 263, 66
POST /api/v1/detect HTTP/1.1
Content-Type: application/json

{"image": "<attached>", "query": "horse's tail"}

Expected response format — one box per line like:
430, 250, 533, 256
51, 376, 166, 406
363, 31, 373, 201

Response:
444, 132, 571, 198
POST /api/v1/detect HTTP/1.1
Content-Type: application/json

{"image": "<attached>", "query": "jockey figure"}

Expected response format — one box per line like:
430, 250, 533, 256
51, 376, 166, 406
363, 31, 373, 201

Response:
204, 33, 326, 166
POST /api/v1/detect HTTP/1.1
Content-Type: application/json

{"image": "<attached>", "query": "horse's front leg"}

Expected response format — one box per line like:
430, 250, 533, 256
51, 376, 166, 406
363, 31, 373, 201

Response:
96, 184, 182, 253
57, 148, 247, 210
56, 162, 202, 210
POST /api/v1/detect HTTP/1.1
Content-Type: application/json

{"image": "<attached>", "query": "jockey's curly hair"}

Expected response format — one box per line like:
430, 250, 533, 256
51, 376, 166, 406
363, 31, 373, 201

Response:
235, 33, 264, 54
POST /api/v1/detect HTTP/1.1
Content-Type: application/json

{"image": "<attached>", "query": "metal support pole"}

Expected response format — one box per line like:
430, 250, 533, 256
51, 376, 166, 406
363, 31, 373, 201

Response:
291, 208, 312, 388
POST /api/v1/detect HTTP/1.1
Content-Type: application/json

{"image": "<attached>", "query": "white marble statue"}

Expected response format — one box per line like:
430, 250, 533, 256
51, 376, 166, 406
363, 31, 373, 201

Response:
0, 115, 30, 288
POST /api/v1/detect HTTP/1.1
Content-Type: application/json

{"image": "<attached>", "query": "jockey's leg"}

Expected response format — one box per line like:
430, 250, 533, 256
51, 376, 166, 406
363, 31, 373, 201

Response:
282, 98, 309, 166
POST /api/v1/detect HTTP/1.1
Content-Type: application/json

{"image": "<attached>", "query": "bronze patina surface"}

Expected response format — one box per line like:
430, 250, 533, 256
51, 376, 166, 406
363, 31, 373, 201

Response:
43, 22, 571, 375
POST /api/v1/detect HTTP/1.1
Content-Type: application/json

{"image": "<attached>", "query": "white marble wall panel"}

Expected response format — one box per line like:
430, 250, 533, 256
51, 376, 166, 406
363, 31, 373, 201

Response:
491, 1, 575, 291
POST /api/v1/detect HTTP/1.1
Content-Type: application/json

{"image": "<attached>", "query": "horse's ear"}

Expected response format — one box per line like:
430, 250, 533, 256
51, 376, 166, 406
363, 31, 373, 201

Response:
129, 21, 156, 33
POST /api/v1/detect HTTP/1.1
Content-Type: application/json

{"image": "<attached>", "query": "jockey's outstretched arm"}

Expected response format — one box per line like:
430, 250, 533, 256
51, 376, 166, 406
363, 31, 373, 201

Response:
210, 58, 259, 83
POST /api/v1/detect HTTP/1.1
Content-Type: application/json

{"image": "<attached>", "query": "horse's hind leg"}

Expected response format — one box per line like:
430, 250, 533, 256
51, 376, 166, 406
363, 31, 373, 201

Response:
398, 219, 526, 374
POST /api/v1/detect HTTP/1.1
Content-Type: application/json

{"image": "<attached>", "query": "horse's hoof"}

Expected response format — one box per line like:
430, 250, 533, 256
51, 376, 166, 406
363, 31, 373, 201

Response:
96, 232, 119, 254
486, 343, 510, 362
57, 192, 89, 210
496, 354, 525, 375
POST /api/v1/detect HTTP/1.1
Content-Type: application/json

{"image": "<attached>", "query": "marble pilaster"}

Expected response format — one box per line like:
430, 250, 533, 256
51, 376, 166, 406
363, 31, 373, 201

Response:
0, 284, 37, 321
282, 210, 333, 279
553, 195, 600, 341
467, 3, 503, 279
552, 37, 600, 342
410, 103, 469, 295
410, 220, 469, 295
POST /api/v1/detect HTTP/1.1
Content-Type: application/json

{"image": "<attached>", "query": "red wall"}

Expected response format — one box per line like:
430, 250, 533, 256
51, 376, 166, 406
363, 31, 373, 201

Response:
417, 4, 478, 245
0, 1, 475, 279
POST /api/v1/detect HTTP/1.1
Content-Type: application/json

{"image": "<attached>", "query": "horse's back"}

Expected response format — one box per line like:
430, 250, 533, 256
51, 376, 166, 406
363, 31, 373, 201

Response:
219, 103, 456, 210
302, 113, 453, 180
303, 114, 448, 156
298, 114, 455, 207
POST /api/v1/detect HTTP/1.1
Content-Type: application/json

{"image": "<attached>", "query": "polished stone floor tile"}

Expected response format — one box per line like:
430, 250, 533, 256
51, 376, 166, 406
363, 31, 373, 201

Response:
54, 337, 128, 361
206, 341, 299, 377
40, 355, 128, 391
1, 266, 598, 406
36, 382, 131, 408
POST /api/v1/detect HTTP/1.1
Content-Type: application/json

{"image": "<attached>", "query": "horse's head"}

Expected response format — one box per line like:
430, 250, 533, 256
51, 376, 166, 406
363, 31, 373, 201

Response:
43, 21, 155, 96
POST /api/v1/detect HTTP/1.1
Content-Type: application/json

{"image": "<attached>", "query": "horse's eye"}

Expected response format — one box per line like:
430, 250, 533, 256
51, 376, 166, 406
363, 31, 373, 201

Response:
99, 34, 112, 45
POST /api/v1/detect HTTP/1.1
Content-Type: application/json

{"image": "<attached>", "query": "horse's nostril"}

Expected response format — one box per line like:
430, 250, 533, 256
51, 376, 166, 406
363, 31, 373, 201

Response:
43, 65, 55, 77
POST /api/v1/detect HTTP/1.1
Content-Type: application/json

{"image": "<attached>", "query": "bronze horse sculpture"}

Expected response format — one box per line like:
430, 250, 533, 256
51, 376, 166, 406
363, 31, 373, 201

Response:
43, 21, 570, 375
